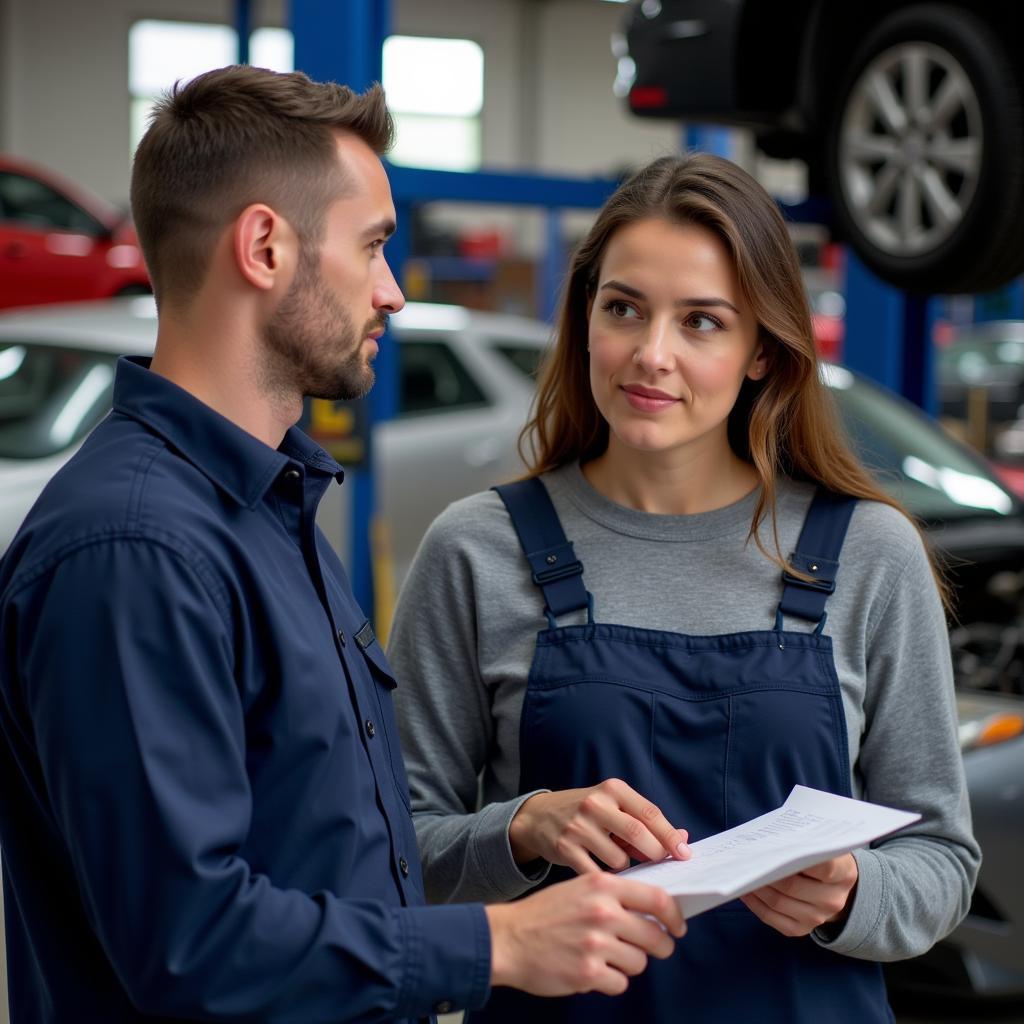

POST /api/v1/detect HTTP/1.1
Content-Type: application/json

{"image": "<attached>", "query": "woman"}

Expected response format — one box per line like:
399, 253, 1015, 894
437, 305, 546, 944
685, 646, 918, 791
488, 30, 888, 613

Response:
388, 153, 979, 1022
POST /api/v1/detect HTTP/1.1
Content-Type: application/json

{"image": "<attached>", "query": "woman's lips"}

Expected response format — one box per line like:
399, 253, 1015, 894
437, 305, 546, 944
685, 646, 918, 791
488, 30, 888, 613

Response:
621, 383, 679, 412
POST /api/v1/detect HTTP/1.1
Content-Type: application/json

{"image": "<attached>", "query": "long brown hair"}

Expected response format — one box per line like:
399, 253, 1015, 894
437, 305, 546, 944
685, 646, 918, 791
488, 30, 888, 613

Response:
521, 153, 950, 607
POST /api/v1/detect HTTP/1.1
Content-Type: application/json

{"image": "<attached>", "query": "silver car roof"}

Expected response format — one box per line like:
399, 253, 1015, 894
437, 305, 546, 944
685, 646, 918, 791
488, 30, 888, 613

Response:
0, 298, 553, 352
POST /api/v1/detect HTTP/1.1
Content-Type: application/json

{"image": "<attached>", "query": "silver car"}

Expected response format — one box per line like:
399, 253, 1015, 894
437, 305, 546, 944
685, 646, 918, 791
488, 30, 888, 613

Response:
0, 296, 550, 585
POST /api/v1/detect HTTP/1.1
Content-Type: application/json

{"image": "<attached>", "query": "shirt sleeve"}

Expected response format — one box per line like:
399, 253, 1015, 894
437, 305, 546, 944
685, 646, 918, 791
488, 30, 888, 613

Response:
16, 537, 491, 1021
812, 523, 981, 961
389, 508, 550, 904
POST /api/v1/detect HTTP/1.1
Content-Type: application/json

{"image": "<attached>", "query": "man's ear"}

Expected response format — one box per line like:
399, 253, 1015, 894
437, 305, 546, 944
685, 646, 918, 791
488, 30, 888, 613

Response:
233, 203, 296, 292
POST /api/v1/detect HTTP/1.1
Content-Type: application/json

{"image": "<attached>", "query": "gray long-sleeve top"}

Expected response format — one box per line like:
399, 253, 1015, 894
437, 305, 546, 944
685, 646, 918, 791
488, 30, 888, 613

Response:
389, 464, 980, 962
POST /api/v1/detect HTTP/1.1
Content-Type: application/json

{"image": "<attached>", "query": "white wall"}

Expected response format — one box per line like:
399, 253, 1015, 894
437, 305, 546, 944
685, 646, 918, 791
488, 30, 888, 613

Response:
0, 0, 680, 205
535, 0, 679, 177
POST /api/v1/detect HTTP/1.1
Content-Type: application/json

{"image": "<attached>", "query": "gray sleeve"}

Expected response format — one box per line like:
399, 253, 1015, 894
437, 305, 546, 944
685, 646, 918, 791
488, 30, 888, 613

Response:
388, 502, 550, 904
814, 523, 981, 960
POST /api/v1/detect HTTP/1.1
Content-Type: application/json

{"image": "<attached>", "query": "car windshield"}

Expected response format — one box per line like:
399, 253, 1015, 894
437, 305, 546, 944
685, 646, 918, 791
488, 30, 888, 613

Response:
0, 342, 118, 459
824, 364, 1018, 522
492, 341, 548, 381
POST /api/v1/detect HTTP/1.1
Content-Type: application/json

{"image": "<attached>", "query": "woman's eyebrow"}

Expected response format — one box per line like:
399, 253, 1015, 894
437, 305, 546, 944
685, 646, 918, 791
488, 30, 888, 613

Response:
599, 279, 739, 315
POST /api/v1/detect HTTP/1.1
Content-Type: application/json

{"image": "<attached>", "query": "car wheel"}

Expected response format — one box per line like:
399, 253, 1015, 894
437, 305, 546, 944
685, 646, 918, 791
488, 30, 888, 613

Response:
113, 284, 152, 297
825, 4, 1024, 294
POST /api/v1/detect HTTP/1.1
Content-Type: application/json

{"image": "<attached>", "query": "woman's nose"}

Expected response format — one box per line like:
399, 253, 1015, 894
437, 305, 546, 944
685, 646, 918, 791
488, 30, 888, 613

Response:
633, 319, 674, 373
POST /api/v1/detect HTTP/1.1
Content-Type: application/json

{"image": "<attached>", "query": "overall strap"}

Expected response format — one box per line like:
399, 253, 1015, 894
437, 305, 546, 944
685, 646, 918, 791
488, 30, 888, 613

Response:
492, 478, 592, 622
776, 489, 858, 631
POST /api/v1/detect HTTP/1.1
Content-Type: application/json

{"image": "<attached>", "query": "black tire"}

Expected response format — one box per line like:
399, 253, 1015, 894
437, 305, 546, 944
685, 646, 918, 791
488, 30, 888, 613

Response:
825, 4, 1024, 294
113, 284, 152, 297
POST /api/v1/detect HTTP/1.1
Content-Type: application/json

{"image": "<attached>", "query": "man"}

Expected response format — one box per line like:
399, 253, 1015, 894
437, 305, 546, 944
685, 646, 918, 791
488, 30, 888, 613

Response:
0, 66, 687, 1022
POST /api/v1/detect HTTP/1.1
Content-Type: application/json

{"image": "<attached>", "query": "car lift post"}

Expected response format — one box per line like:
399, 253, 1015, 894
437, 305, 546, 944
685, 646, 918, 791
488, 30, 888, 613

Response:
842, 253, 939, 415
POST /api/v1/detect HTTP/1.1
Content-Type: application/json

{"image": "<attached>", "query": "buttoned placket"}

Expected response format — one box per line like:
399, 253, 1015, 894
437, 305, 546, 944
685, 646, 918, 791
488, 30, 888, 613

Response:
284, 464, 417, 903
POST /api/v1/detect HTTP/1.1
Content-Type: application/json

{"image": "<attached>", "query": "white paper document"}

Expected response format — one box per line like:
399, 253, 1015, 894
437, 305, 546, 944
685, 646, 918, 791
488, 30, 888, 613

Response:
619, 785, 920, 919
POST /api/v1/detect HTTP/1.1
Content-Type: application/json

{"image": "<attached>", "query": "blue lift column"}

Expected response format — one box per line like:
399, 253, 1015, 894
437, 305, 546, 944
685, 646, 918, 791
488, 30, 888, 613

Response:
291, 0, 393, 620
843, 254, 939, 415
234, 0, 250, 64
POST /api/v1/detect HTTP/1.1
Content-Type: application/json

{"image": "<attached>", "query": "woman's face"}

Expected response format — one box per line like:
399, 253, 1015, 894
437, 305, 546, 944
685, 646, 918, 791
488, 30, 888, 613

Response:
587, 217, 766, 462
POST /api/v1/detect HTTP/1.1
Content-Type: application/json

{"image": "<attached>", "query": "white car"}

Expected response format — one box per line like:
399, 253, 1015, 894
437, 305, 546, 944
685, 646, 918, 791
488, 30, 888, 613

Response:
0, 297, 551, 585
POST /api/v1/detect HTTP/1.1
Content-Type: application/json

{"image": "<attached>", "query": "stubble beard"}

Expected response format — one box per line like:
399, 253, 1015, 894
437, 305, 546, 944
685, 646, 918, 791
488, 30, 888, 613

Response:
261, 248, 383, 403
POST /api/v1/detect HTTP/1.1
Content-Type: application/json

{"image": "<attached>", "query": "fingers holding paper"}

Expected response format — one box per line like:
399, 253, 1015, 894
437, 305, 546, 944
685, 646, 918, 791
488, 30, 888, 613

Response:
486, 872, 686, 997
740, 852, 859, 937
508, 778, 691, 874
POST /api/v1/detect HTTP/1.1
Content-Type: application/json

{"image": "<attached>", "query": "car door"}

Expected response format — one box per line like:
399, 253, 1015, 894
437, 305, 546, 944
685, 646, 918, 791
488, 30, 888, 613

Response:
376, 331, 534, 584
0, 171, 109, 310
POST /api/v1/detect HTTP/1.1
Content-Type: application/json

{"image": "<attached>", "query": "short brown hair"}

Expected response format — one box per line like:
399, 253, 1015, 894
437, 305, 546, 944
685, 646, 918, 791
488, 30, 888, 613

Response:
130, 65, 394, 307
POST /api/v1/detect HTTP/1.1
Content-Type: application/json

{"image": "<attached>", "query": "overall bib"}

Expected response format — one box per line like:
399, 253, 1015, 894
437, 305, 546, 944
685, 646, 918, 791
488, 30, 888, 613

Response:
472, 478, 893, 1024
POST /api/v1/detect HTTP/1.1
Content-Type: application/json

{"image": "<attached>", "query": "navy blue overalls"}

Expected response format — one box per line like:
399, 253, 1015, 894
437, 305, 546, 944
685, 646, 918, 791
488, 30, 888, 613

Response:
473, 478, 893, 1023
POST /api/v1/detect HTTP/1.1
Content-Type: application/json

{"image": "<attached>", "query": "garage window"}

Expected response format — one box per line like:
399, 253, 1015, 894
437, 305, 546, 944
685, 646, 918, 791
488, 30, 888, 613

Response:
382, 36, 484, 172
128, 21, 293, 156
129, 24, 481, 172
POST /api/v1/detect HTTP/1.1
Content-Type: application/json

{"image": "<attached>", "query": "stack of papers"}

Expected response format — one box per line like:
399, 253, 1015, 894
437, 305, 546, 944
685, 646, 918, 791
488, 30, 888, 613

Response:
620, 785, 920, 918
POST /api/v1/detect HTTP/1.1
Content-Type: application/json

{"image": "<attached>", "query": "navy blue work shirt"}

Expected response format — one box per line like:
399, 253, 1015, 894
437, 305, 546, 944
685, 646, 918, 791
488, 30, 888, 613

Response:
0, 357, 491, 1022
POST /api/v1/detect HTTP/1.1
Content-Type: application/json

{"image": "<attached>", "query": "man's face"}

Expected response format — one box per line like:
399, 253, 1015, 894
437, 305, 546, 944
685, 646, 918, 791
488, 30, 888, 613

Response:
262, 134, 404, 402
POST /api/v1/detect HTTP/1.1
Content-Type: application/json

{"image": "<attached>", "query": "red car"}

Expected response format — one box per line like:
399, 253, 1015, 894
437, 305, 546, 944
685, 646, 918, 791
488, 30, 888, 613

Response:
0, 155, 149, 311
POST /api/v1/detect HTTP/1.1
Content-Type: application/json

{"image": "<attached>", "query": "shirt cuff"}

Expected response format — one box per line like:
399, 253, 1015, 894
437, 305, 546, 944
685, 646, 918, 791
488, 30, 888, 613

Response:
811, 848, 887, 956
395, 902, 492, 1019
470, 791, 552, 900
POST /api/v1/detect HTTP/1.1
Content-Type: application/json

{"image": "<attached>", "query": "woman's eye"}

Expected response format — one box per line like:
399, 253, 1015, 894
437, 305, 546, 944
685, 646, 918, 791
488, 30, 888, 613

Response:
685, 312, 720, 331
604, 300, 637, 318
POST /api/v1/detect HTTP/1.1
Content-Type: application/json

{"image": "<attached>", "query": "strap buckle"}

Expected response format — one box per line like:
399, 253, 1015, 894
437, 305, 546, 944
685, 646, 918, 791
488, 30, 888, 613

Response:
782, 553, 838, 595
529, 542, 584, 586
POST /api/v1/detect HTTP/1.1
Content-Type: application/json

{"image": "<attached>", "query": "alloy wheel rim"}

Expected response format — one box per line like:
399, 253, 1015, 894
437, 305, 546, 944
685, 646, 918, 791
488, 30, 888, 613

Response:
838, 41, 983, 257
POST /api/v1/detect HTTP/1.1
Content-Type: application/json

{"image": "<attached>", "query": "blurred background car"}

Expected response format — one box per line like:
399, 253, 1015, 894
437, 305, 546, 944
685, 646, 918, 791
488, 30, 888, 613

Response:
0, 154, 150, 311
804, 265, 847, 362
619, 0, 1024, 295
0, 297, 547, 585
937, 320, 1024, 497
0, 298, 1022, 1000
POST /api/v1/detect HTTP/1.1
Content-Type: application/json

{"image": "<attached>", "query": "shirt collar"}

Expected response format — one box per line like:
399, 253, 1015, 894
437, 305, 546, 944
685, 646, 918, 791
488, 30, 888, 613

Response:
112, 357, 345, 508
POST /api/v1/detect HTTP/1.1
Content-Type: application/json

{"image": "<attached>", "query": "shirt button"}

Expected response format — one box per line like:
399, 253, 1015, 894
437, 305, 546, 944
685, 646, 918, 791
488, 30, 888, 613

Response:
365, 719, 376, 739
336, 628, 346, 647
282, 468, 302, 485
399, 856, 409, 877
434, 1000, 453, 1015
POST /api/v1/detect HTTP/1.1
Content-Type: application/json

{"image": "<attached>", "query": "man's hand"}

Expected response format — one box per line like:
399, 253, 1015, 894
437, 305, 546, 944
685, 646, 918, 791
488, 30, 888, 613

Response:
739, 853, 859, 937
508, 779, 690, 873
486, 872, 686, 997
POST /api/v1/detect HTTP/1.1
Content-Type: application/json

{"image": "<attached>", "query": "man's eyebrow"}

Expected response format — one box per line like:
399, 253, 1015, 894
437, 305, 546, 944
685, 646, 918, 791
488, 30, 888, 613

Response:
364, 218, 396, 240
599, 279, 739, 315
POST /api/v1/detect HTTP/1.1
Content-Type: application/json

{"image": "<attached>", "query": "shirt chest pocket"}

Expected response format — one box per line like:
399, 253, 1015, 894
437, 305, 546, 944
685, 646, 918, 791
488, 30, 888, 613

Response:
355, 629, 414, 812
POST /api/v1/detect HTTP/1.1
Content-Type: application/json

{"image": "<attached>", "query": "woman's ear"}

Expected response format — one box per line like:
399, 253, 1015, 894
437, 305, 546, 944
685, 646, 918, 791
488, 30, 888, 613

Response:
746, 335, 771, 381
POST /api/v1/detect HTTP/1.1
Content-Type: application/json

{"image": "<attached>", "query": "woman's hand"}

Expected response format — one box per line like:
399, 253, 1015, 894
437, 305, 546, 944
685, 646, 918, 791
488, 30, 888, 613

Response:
508, 778, 690, 874
739, 853, 859, 937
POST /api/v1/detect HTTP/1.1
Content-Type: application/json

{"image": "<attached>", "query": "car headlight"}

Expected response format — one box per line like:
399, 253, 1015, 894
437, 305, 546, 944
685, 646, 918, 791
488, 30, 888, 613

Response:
958, 705, 1024, 752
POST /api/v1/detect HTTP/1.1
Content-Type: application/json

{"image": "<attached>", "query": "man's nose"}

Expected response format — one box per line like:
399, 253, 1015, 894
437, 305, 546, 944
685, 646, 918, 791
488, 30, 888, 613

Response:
375, 257, 405, 314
